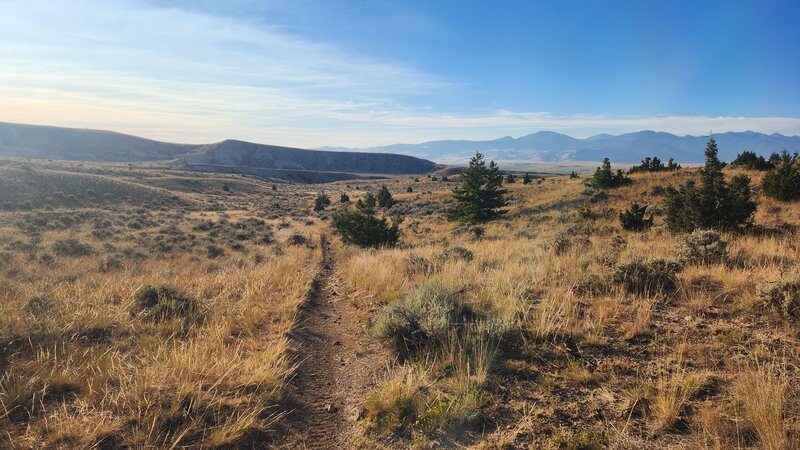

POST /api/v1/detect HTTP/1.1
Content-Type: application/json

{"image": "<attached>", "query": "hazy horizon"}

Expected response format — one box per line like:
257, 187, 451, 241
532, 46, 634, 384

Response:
2, 0, 800, 148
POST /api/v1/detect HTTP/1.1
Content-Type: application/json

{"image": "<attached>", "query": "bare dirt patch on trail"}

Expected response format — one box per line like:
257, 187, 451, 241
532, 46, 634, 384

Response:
273, 235, 388, 449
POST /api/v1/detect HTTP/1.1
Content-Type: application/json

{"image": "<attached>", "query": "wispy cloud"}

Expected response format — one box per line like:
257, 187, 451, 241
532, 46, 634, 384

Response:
0, 0, 798, 148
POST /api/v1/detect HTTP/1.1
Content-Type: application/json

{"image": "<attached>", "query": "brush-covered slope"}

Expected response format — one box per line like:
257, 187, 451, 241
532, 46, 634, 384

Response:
0, 122, 194, 162
183, 139, 439, 174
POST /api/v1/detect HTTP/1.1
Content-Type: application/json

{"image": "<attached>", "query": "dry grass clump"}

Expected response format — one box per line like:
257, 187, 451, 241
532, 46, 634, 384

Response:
735, 360, 790, 450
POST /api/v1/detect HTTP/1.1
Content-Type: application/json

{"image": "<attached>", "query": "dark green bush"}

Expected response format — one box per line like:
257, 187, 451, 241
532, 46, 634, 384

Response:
332, 193, 401, 248
761, 151, 800, 201
131, 284, 199, 323
730, 150, 775, 171
340, 193, 350, 203
628, 156, 681, 173
313, 192, 331, 211
377, 186, 396, 208
618, 202, 653, 231
589, 158, 631, 189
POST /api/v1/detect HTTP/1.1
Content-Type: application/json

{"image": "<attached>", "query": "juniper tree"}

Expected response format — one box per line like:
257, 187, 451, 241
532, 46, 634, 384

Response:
376, 185, 396, 208
664, 137, 756, 232
589, 158, 631, 189
762, 150, 800, 201
447, 152, 509, 224
522, 172, 533, 184
332, 192, 401, 247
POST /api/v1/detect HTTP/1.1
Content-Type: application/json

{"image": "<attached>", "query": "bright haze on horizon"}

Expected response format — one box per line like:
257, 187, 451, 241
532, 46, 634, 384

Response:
1, 0, 799, 148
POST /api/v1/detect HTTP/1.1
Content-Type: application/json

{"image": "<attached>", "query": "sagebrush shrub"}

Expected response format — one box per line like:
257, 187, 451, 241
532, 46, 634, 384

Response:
374, 281, 469, 357
678, 229, 728, 264
131, 284, 199, 323
612, 259, 683, 296
438, 245, 474, 262
404, 254, 434, 277
52, 238, 92, 257
758, 281, 800, 322
287, 232, 309, 246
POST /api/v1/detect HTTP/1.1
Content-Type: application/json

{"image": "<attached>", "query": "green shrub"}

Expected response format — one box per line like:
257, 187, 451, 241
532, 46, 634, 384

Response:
340, 193, 350, 203
374, 281, 468, 357
678, 229, 728, 264
618, 202, 653, 231
52, 238, 92, 257
313, 192, 331, 211
131, 284, 199, 323
612, 259, 682, 296
758, 281, 800, 322
589, 158, 631, 189
664, 138, 756, 232
332, 193, 401, 248
377, 185, 396, 208
761, 151, 800, 201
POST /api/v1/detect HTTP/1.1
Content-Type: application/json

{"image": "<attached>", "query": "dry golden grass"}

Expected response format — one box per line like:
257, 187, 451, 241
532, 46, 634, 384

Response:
0, 160, 323, 447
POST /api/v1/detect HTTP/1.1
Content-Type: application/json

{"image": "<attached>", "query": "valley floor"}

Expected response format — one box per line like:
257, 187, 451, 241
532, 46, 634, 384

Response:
1, 158, 799, 449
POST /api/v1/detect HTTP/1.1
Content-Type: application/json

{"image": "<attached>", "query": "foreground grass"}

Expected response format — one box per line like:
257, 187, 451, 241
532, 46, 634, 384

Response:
340, 169, 800, 448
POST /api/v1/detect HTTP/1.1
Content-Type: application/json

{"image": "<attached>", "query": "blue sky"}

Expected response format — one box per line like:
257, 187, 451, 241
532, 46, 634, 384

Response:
1, 0, 799, 147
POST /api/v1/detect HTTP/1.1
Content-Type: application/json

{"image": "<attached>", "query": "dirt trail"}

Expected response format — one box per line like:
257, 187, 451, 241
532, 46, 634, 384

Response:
274, 234, 387, 449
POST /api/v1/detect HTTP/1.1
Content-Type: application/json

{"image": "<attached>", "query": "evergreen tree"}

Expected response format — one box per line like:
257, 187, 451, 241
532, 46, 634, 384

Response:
447, 152, 509, 224
332, 193, 401, 247
522, 173, 533, 184
340, 193, 350, 203
590, 158, 631, 188
376, 185, 396, 208
762, 150, 800, 201
619, 202, 653, 231
664, 137, 756, 232
313, 192, 331, 211
505, 173, 516, 183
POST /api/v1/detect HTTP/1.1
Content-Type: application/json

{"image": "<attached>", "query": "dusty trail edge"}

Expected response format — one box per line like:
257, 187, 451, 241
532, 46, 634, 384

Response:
271, 234, 388, 449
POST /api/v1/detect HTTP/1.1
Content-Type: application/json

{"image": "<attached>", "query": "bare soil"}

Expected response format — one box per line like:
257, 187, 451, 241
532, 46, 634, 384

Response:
273, 235, 387, 448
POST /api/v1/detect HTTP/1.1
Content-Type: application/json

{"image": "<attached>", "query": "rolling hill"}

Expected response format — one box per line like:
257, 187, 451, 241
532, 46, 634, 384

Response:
0, 122, 440, 182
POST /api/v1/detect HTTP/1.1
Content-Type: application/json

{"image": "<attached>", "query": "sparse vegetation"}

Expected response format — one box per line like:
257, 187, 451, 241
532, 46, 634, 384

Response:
3, 154, 800, 449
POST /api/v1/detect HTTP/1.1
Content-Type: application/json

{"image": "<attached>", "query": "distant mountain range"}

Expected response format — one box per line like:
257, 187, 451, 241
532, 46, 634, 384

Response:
321, 130, 800, 164
0, 122, 440, 182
